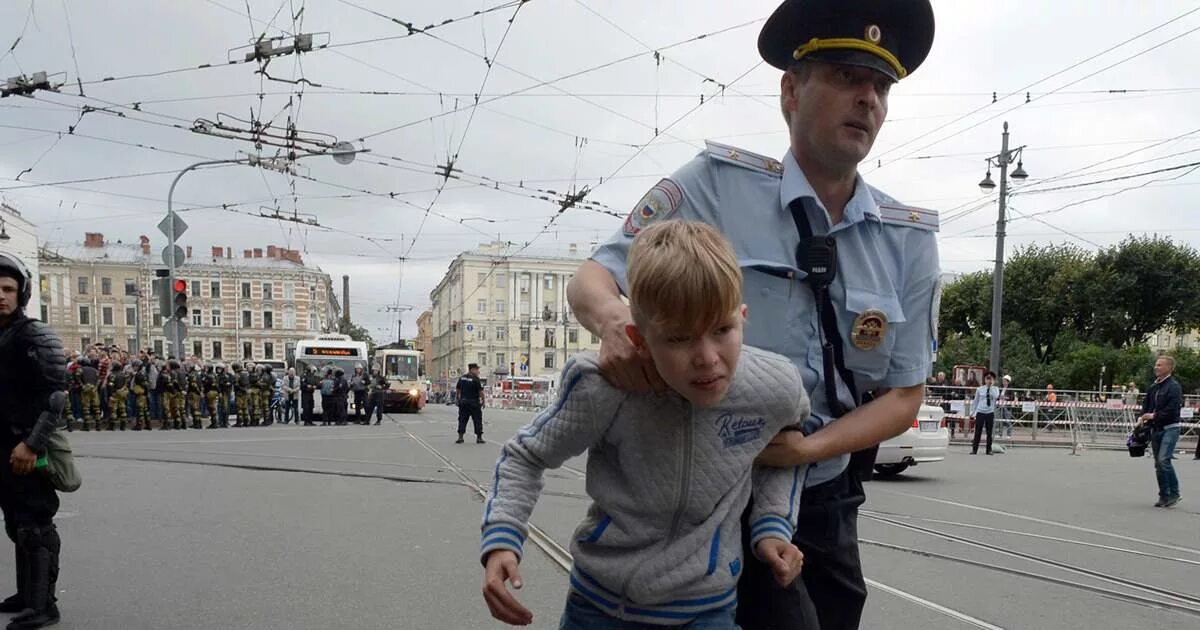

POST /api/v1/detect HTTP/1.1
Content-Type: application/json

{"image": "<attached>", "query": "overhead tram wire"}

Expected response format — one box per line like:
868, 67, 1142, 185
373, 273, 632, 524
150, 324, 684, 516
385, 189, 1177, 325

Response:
863, 5, 1200, 173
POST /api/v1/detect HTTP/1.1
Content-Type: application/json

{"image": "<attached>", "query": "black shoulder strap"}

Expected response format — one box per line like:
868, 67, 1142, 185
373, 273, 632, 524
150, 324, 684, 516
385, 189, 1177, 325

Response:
786, 199, 860, 417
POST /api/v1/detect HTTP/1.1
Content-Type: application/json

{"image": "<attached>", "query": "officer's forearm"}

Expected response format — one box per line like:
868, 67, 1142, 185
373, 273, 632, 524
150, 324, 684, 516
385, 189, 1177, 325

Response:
566, 260, 629, 337
803, 384, 925, 462
24, 390, 68, 453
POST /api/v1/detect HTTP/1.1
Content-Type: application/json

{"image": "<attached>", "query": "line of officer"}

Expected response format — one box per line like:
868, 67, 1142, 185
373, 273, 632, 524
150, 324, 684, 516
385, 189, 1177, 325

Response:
567, 1, 939, 628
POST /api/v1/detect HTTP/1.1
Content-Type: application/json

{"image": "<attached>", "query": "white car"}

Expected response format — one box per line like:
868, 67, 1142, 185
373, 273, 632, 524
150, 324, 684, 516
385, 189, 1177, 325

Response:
873, 404, 950, 477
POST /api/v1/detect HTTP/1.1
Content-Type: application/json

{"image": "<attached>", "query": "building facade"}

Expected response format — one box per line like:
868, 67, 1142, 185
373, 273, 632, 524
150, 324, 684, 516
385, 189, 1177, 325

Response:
0, 203, 41, 314
428, 242, 601, 390
415, 310, 433, 377
39, 233, 339, 359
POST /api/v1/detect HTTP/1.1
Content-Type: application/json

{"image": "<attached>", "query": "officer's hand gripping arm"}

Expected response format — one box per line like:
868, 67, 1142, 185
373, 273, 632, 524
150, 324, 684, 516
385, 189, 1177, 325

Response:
25, 390, 66, 453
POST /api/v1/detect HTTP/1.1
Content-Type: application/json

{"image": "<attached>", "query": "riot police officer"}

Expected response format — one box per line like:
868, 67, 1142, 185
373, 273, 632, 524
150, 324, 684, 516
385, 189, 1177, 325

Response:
258, 365, 275, 426
105, 363, 129, 431
301, 366, 320, 426
0, 251, 68, 629
216, 363, 234, 428
130, 361, 151, 431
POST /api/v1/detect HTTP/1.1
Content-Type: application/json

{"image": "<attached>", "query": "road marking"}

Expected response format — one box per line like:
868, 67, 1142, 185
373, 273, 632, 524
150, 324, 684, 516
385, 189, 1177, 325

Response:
866, 578, 1007, 630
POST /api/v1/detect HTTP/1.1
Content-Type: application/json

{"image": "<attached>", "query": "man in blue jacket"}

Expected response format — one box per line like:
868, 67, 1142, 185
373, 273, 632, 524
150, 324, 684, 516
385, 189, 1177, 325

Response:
1139, 355, 1182, 508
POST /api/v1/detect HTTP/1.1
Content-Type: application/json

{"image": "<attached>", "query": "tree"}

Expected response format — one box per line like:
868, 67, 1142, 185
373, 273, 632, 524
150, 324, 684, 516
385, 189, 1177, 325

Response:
1001, 244, 1091, 364
938, 271, 991, 342
1080, 236, 1200, 348
339, 320, 376, 353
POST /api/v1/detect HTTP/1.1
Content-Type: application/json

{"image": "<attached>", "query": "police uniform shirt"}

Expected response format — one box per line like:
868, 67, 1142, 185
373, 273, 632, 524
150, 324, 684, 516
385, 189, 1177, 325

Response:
592, 142, 941, 487
457, 373, 483, 403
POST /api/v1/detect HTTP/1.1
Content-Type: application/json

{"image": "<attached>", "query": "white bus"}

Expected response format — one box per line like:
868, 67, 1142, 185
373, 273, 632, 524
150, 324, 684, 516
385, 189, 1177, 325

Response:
371, 348, 426, 413
294, 334, 369, 414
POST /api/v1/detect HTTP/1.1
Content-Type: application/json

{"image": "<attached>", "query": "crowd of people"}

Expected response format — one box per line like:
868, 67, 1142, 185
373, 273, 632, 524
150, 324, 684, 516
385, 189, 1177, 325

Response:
64, 344, 391, 431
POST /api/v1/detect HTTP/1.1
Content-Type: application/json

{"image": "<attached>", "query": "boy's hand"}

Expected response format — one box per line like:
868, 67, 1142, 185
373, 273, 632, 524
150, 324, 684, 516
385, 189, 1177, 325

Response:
755, 538, 804, 587
757, 431, 817, 467
482, 550, 533, 626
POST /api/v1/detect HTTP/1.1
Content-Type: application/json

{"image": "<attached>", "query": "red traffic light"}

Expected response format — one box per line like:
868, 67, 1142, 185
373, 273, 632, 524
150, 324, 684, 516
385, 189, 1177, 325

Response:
173, 279, 187, 293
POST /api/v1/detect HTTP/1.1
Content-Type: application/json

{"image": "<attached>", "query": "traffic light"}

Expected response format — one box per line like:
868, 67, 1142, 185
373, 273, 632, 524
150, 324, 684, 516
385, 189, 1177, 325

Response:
156, 277, 173, 318
172, 279, 188, 320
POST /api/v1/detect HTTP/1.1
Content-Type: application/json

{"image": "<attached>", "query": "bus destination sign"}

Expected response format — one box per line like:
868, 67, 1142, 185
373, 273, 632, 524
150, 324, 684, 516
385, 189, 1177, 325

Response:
309, 347, 360, 357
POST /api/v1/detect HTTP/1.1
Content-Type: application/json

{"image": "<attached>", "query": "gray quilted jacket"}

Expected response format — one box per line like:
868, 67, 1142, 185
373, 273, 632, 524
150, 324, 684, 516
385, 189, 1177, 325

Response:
480, 348, 809, 625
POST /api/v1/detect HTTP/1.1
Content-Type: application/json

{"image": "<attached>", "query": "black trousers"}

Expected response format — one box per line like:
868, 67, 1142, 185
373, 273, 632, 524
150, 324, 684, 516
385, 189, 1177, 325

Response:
365, 393, 384, 422
457, 401, 483, 436
737, 468, 867, 630
972, 412, 995, 454
1, 445, 60, 538
353, 390, 366, 417
301, 393, 314, 424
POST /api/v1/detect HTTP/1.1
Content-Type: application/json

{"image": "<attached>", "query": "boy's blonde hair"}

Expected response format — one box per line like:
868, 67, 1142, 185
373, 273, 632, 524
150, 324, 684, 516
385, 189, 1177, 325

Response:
627, 221, 743, 335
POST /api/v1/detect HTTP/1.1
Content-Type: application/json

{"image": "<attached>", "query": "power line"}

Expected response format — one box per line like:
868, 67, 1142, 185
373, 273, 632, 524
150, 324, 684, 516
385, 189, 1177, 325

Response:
864, 6, 1200, 173
0, 0, 36, 68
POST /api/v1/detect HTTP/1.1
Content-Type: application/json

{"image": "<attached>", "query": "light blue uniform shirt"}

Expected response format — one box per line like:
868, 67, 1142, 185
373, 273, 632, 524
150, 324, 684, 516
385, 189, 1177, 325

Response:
591, 141, 941, 487
972, 385, 1000, 414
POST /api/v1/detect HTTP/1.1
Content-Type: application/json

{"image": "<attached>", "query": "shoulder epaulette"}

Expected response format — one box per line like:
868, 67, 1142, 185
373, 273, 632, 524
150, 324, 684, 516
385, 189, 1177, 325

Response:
877, 203, 939, 231
705, 140, 784, 177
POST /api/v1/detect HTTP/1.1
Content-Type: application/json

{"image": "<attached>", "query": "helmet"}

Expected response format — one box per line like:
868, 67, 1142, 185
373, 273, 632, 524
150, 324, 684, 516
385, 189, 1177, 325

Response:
168, 360, 181, 370
215, 363, 225, 371
0, 252, 32, 308
334, 368, 344, 377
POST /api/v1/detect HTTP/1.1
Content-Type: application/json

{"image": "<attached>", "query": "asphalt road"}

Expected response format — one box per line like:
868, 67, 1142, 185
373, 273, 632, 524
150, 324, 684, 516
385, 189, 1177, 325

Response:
4, 404, 1196, 629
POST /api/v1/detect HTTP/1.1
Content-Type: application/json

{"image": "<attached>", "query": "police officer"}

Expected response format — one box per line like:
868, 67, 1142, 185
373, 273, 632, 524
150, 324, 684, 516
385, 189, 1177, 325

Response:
301, 366, 319, 426
216, 363, 235, 428
567, 2, 938, 627
365, 371, 389, 426
105, 362, 130, 431
454, 363, 486, 444
233, 362, 252, 427
74, 355, 100, 432
130, 360, 151, 431
186, 362, 204, 430
258, 365, 275, 426
0, 252, 68, 629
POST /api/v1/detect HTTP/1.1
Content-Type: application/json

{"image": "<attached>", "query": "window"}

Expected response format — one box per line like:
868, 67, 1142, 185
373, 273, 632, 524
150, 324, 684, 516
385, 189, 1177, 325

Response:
101, 306, 113, 326
192, 309, 202, 326
283, 282, 294, 300
494, 353, 505, 367
78, 306, 91, 325
124, 279, 138, 296
477, 352, 487, 366
568, 328, 579, 344
150, 279, 161, 297
544, 328, 556, 348
242, 311, 252, 328
127, 337, 138, 353
520, 327, 529, 342
478, 326, 487, 341
40, 305, 48, 322
101, 277, 112, 296
477, 272, 488, 287
544, 351, 556, 369
243, 342, 253, 359
78, 277, 89, 295
153, 340, 163, 356
241, 282, 252, 299
477, 298, 487, 314
519, 300, 530, 316
262, 282, 273, 300
283, 309, 295, 329
496, 326, 507, 341
519, 275, 529, 293
263, 311, 274, 329
125, 307, 137, 326
211, 281, 221, 298
211, 310, 221, 327
264, 342, 275, 360
191, 280, 201, 297
544, 275, 555, 290
153, 313, 163, 327
309, 285, 316, 301
193, 341, 203, 358
212, 341, 223, 359
495, 299, 506, 314
495, 274, 507, 288
309, 313, 318, 331
591, 333, 600, 345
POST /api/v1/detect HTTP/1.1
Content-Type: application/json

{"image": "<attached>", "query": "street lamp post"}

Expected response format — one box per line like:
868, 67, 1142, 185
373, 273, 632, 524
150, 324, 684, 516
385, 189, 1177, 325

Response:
977, 122, 1029, 377
163, 146, 360, 359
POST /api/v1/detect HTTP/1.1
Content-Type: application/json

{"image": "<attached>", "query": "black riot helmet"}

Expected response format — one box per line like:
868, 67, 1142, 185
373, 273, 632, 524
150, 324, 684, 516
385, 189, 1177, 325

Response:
0, 251, 33, 308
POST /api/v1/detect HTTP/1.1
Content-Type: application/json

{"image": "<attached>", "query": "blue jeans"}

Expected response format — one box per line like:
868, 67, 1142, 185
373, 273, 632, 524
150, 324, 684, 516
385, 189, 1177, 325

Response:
559, 593, 738, 629
1151, 427, 1181, 499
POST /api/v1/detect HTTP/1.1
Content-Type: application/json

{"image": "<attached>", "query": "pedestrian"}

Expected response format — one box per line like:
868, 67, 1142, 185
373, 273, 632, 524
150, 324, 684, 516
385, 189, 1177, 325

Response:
480, 221, 806, 627
350, 367, 368, 422
1138, 356, 1182, 507
568, 2, 938, 626
281, 368, 300, 425
0, 252, 68, 629
970, 371, 1000, 455
998, 374, 1014, 438
455, 363, 486, 444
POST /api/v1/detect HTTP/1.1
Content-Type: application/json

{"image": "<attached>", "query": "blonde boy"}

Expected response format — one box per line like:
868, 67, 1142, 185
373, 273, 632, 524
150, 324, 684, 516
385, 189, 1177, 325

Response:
480, 221, 809, 627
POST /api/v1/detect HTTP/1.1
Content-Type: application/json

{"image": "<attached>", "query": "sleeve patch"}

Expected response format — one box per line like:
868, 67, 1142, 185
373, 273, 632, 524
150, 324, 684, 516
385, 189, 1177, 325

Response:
623, 178, 684, 236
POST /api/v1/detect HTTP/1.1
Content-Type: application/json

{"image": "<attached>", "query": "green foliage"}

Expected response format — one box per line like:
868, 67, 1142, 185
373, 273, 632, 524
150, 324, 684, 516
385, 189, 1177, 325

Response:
339, 320, 376, 353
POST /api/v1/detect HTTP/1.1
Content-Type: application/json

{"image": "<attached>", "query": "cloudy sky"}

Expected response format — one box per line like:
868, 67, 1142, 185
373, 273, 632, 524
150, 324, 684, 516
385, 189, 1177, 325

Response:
2, 0, 1199, 342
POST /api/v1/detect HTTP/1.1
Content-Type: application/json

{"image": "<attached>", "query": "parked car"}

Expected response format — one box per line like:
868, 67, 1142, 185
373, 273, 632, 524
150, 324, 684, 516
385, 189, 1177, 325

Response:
873, 404, 950, 478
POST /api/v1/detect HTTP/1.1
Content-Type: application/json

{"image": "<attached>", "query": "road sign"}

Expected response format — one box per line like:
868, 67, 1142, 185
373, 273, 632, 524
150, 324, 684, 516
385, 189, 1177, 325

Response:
157, 213, 188, 239
163, 319, 187, 343
519, 363, 528, 374
465, 324, 474, 332
162, 245, 185, 267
